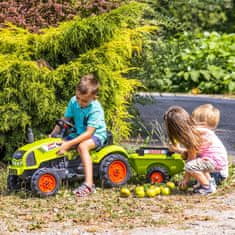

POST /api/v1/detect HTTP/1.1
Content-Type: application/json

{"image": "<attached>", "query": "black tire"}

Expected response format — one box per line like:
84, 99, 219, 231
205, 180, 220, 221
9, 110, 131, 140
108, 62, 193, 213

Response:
147, 166, 170, 183
7, 175, 22, 191
99, 154, 131, 188
31, 168, 61, 197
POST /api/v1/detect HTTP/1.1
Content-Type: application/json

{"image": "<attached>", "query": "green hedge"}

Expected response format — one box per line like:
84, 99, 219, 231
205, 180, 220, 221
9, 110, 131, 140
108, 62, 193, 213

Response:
0, 2, 154, 159
133, 31, 235, 94
138, 0, 234, 35
0, 3, 145, 67
174, 32, 235, 93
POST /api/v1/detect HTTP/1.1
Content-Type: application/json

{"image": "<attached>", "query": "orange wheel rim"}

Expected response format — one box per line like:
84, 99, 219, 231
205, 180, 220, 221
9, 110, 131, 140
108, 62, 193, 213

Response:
38, 174, 56, 193
108, 160, 127, 183
150, 172, 164, 183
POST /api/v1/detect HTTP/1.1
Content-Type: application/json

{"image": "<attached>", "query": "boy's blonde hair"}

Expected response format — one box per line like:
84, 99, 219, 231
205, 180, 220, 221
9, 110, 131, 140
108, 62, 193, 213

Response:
192, 104, 220, 129
76, 74, 99, 96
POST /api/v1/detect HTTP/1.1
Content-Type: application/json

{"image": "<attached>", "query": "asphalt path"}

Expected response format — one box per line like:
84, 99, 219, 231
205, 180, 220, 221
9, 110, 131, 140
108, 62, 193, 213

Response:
135, 93, 235, 156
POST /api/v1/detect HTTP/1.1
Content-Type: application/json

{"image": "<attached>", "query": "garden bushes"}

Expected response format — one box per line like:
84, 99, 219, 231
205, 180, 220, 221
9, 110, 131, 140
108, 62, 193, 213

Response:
131, 0, 235, 94
0, 55, 57, 156
35, 3, 145, 67
134, 32, 235, 94
0, 0, 127, 33
0, 0, 76, 32
0, 3, 145, 66
0, 2, 151, 159
173, 32, 235, 93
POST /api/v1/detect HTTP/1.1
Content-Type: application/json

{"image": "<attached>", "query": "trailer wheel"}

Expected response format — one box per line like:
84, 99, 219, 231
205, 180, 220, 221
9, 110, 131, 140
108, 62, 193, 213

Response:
147, 166, 170, 183
99, 154, 131, 187
31, 168, 61, 197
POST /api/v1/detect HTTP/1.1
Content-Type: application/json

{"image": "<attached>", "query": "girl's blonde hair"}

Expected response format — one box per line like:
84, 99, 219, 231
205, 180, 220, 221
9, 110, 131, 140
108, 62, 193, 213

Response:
164, 106, 202, 153
192, 104, 220, 129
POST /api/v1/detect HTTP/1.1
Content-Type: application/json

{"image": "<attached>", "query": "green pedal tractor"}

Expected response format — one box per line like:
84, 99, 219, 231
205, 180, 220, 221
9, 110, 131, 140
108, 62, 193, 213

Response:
7, 120, 184, 197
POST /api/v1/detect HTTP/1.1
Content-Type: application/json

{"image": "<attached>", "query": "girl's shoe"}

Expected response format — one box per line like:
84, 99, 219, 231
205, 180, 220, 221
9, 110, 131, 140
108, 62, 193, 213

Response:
73, 183, 96, 197
209, 178, 217, 192
193, 178, 216, 194
193, 182, 201, 193
195, 184, 216, 195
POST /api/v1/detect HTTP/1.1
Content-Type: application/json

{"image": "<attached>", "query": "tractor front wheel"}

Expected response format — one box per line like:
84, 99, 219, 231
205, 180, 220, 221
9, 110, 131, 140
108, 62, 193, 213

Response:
31, 168, 61, 197
147, 166, 170, 184
99, 154, 131, 187
7, 175, 22, 191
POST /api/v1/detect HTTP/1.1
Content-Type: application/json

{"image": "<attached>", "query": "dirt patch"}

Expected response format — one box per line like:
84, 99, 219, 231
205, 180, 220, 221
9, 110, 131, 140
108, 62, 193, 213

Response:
1, 188, 235, 235
1, 166, 235, 235
130, 191, 235, 235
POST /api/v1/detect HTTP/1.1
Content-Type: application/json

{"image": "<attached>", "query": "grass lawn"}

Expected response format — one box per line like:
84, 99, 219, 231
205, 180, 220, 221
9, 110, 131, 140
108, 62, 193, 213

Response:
0, 163, 235, 234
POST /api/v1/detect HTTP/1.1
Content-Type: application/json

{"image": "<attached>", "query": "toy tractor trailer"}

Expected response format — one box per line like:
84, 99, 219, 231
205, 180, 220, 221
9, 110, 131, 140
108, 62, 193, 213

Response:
129, 147, 184, 183
8, 143, 184, 197
7, 120, 184, 197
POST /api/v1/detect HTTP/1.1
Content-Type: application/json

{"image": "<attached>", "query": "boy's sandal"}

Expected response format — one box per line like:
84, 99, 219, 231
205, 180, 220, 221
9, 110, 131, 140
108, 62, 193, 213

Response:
73, 183, 95, 197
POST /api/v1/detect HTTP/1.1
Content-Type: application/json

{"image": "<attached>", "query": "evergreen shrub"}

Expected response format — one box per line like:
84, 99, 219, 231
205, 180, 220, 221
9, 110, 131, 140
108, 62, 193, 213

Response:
0, 2, 153, 159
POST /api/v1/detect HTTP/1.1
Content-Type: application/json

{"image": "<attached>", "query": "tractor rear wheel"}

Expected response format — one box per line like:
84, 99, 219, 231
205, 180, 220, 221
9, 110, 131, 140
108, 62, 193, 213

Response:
31, 168, 61, 197
99, 154, 131, 187
147, 166, 170, 183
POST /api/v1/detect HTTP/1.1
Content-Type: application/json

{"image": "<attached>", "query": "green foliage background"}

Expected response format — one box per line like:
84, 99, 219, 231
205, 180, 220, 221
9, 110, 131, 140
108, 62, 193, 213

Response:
132, 32, 235, 93
0, 2, 155, 159
1, 0, 235, 158
131, 0, 235, 94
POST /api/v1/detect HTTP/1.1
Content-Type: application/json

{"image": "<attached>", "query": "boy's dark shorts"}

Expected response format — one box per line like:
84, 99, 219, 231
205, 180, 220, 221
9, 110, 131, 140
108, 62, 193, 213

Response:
65, 135, 102, 149
91, 136, 102, 149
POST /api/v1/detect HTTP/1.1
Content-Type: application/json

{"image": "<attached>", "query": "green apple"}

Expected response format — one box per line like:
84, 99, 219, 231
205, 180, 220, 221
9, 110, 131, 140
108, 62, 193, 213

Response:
179, 184, 188, 191
135, 186, 145, 192
161, 186, 171, 195
135, 190, 145, 198
166, 182, 176, 190
120, 187, 131, 197
135, 186, 145, 198
146, 188, 157, 197
154, 186, 161, 195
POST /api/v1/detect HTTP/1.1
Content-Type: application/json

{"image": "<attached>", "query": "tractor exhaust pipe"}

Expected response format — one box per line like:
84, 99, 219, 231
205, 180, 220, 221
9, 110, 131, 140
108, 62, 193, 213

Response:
27, 126, 34, 143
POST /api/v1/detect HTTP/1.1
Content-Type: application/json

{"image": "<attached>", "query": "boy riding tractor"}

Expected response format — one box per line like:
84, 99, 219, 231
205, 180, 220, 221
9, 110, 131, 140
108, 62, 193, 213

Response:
7, 120, 184, 197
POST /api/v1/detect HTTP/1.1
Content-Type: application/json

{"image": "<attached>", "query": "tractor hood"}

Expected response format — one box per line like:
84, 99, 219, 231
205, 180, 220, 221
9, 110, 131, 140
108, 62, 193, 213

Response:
19, 138, 62, 152
9, 137, 63, 176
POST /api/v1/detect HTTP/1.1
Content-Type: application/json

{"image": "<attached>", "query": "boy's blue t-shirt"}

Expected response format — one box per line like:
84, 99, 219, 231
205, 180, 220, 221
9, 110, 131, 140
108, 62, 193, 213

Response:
64, 96, 107, 144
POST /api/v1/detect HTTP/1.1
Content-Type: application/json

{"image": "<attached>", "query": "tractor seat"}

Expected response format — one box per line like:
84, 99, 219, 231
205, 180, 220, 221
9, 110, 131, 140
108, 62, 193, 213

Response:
95, 130, 113, 151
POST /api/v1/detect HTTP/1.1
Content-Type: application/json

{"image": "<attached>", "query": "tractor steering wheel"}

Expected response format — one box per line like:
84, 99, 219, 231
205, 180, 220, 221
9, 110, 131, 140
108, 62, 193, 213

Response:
51, 119, 76, 138
56, 119, 74, 129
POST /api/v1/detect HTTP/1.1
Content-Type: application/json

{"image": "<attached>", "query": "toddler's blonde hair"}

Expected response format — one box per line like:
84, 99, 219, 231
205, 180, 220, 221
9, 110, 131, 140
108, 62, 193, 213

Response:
192, 104, 220, 129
